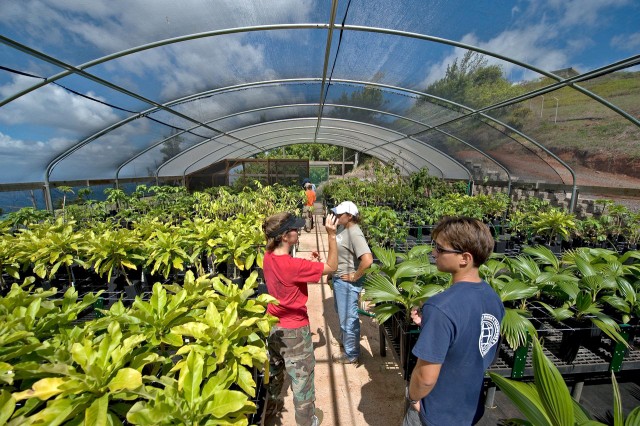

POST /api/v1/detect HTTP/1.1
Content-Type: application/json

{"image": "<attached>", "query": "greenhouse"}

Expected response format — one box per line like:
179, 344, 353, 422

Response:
1, 1, 639, 425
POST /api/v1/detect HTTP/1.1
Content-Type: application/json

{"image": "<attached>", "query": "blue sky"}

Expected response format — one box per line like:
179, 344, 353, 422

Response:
0, 0, 638, 185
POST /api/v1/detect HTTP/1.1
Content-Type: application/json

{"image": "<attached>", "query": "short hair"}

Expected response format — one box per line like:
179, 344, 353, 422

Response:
431, 217, 494, 267
263, 212, 291, 252
346, 214, 361, 225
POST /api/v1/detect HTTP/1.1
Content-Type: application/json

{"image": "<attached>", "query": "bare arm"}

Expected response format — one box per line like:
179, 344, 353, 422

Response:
322, 213, 338, 274
340, 252, 373, 282
408, 358, 442, 412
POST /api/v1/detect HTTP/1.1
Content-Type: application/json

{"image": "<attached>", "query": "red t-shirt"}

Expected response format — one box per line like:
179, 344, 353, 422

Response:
263, 251, 324, 328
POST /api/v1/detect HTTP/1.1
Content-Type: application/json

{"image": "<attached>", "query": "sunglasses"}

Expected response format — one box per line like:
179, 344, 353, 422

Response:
432, 242, 464, 254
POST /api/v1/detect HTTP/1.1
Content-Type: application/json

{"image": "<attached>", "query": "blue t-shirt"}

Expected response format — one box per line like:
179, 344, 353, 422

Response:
412, 280, 505, 426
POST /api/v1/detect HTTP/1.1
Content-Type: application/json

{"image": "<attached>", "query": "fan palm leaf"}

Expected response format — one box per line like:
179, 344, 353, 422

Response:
501, 308, 535, 350
591, 316, 628, 346
371, 246, 397, 271
363, 273, 401, 304
406, 244, 432, 259
522, 245, 561, 271
498, 279, 538, 303
508, 255, 542, 281
370, 303, 402, 325
574, 255, 597, 277
537, 301, 573, 322
481, 258, 509, 280
393, 260, 435, 283
554, 281, 580, 301
618, 249, 640, 265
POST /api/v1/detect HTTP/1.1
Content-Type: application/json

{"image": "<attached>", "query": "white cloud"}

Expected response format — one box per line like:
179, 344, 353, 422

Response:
419, 23, 568, 88
1, 0, 315, 54
0, 132, 77, 181
555, 0, 630, 27
158, 37, 274, 100
611, 32, 640, 50
1, 0, 314, 105
0, 76, 120, 132
418, 0, 634, 87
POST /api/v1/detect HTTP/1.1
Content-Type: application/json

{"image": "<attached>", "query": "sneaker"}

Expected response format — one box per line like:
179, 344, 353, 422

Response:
264, 398, 284, 419
312, 407, 324, 426
332, 353, 359, 365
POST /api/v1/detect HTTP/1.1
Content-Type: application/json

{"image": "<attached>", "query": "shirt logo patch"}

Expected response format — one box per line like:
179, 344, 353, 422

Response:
479, 314, 500, 357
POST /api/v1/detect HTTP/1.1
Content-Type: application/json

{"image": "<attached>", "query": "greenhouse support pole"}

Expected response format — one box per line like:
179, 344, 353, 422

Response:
43, 182, 53, 212
569, 186, 578, 213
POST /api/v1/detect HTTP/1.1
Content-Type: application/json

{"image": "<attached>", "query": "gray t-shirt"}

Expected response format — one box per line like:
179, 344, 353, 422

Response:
335, 224, 371, 277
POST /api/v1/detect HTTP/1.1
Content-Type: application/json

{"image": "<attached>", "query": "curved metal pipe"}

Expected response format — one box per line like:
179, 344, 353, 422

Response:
117, 100, 504, 183
159, 119, 456, 179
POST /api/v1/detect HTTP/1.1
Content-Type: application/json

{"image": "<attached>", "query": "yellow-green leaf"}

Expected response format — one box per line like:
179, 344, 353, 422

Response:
84, 393, 109, 426
13, 377, 66, 401
107, 368, 142, 392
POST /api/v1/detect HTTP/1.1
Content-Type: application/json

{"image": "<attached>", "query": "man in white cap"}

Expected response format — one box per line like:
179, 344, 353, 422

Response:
329, 201, 373, 365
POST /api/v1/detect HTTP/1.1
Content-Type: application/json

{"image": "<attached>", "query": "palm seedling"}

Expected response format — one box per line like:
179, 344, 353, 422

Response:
363, 244, 448, 325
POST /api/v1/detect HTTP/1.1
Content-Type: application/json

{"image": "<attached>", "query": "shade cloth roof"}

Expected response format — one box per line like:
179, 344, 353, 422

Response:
1, 0, 639, 192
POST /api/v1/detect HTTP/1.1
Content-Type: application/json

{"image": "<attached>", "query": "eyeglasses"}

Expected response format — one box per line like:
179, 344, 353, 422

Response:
432, 242, 463, 254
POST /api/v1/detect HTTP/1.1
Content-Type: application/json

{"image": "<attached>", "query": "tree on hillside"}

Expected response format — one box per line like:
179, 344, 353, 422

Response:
329, 82, 388, 123
161, 133, 183, 163
421, 51, 530, 130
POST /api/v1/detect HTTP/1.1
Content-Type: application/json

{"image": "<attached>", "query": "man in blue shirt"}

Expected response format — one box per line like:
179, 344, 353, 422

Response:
404, 217, 505, 426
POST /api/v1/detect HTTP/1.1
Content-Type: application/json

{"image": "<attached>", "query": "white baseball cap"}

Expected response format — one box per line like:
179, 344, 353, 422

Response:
331, 201, 359, 216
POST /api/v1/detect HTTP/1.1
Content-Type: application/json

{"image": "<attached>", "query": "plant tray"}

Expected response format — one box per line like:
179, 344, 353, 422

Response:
379, 317, 420, 380
488, 322, 640, 380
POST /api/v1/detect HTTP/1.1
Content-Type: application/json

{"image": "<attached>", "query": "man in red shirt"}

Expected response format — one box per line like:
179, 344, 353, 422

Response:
262, 211, 338, 426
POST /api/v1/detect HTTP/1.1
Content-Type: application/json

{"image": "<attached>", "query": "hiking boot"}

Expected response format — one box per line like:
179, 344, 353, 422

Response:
332, 353, 359, 365
312, 407, 324, 426
264, 398, 284, 419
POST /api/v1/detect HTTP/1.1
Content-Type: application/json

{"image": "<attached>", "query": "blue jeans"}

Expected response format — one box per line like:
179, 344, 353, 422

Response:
332, 277, 362, 359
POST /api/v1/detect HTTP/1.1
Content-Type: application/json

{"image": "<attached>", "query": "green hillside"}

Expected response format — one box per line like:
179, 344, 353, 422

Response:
517, 71, 640, 159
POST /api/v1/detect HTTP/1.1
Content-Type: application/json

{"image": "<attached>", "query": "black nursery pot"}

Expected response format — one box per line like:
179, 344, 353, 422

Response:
124, 280, 143, 300
399, 323, 420, 379
494, 239, 508, 254
558, 318, 602, 364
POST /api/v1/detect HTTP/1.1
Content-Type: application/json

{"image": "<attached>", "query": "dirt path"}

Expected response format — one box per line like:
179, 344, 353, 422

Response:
263, 204, 406, 426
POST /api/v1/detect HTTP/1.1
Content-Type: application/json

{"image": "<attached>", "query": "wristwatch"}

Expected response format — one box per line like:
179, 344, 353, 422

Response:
406, 387, 419, 405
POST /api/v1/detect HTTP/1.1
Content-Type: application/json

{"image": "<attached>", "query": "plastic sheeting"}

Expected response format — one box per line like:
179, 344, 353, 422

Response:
0, 0, 638, 188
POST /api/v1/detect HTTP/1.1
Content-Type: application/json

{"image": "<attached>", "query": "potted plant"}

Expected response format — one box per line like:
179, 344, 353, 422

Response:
142, 226, 194, 284
83, 227, 145, 300
19, 219, 85, 288
489, 337, 640, 425
530, 209, 577, 253
363, 244, 448, 376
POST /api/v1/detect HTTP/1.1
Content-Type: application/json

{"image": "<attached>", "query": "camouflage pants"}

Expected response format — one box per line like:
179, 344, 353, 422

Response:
267, 325, 316, 426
